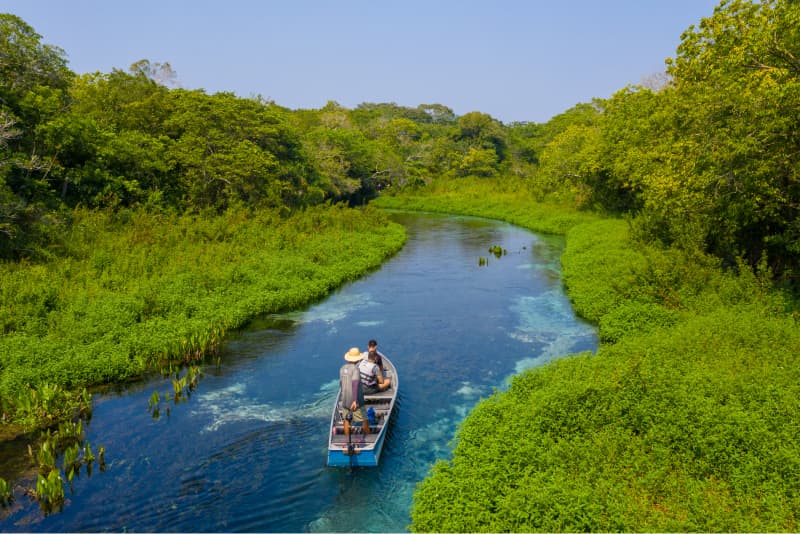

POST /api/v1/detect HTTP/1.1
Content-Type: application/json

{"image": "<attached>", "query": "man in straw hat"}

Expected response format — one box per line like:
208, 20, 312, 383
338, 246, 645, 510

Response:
339, 347, 371, 437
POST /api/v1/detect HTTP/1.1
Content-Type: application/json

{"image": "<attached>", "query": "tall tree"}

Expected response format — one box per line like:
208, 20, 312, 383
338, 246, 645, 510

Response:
657, 0, 800, 273
0, 14, 72, 108
0, 14, 74, 258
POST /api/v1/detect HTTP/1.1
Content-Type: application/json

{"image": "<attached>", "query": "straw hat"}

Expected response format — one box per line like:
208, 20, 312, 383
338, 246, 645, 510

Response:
344, 347, 363, 362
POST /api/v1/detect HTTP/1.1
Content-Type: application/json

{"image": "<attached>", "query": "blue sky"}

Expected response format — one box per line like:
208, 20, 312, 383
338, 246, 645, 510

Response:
3, 1, 720, 123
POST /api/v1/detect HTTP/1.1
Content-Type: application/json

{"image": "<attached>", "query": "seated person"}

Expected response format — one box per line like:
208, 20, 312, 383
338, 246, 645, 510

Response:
358, 349, 391, 394
366, 339, 385, 372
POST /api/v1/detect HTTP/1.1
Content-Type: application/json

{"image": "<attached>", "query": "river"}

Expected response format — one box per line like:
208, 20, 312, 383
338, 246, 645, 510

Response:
0, 211, 597, 532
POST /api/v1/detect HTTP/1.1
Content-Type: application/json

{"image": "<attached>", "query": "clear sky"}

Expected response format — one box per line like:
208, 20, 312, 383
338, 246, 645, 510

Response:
2, 0, 720, 124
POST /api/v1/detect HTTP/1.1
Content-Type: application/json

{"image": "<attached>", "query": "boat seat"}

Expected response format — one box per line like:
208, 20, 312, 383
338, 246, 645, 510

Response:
364, 387, 393, 402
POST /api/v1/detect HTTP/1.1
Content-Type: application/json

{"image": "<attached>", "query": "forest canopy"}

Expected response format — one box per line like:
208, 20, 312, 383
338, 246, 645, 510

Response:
3, 1, 799, 287
0, 13, 521, 261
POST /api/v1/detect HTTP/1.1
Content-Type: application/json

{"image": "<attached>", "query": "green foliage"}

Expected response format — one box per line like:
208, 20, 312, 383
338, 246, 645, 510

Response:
22, 417, 103, 514
0, 14, 72, 106
4, 7, 800, 528
0, 19, 481, 262
457, 147, 499, 178
597, 301, 679, 343
35, 470, 64, 513
598, 0, 800, 279
1, 13, 538, 266
382, 185, 800, 532
0, 204, 405, 427
8, 383, 91, 432
0, 477, 11, 505
534, 103, 604, 204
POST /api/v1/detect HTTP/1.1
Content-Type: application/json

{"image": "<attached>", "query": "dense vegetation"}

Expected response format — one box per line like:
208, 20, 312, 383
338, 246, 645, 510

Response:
2, 0, 800, 528
378, 185, 800, 531
0, 12, 523, 431
0, 205, 405, 428
0, 11, 529, 263
377, 0, 800, 530
529, 0, 800, 287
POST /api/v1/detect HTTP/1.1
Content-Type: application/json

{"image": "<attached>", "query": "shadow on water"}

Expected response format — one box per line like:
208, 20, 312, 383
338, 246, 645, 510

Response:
0, 211, 597, 532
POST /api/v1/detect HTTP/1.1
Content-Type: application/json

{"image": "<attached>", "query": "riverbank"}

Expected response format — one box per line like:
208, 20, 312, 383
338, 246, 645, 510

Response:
374, 183, 800, 532
0, 204, 406, 433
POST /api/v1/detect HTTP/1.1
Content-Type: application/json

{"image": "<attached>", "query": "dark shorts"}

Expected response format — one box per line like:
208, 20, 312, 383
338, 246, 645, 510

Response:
363, 385, 380, 395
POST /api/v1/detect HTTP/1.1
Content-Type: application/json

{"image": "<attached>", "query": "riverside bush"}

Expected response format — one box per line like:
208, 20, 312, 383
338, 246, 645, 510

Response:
0, 204, 405, 428
376, 184, 800, 532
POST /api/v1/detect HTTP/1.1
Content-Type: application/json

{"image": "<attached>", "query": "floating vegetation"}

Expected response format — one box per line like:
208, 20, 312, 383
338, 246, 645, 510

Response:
479, 245, 508, 266
489, 244, 507, 258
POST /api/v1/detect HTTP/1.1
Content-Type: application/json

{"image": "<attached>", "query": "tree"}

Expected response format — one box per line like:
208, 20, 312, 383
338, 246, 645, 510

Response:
452, 112, 508, 178
165, 90, 312, 210
654, 0, 800, 274
129, 59, 180, 88
0, 14, 72, 108
0, 14, 74, 258
534, 103, 603, 203
418, 103, 456, 125
456, 147, 498, 178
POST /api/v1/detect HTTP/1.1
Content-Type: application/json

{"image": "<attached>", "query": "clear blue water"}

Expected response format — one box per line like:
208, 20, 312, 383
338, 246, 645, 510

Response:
0, 212, 597, 532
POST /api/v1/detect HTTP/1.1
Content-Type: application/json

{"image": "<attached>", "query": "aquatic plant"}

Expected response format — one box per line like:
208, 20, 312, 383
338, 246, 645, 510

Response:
11, 385, 92, 433
0, 477, 12, 506
148, 391, 160, 418
82, 442, 96, 464
34, 470, 64, 514
35, 437, 56, 475
488, 245, 506, 258
15, 412, 107, 513
62, 443, 80, 482
148, 364, 204, 419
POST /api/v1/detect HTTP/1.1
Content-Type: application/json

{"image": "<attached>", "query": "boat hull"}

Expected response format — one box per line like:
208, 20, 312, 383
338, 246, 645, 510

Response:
327, 356, 397, 467
326, 431, 386, 467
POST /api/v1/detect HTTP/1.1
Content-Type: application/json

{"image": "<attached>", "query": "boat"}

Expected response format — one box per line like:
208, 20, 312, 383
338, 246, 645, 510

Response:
327, 355, 398, 467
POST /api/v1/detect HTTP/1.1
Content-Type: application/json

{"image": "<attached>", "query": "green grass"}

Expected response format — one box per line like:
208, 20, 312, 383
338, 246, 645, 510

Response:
375, 180, 800, 532
0, 203, 406, 429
